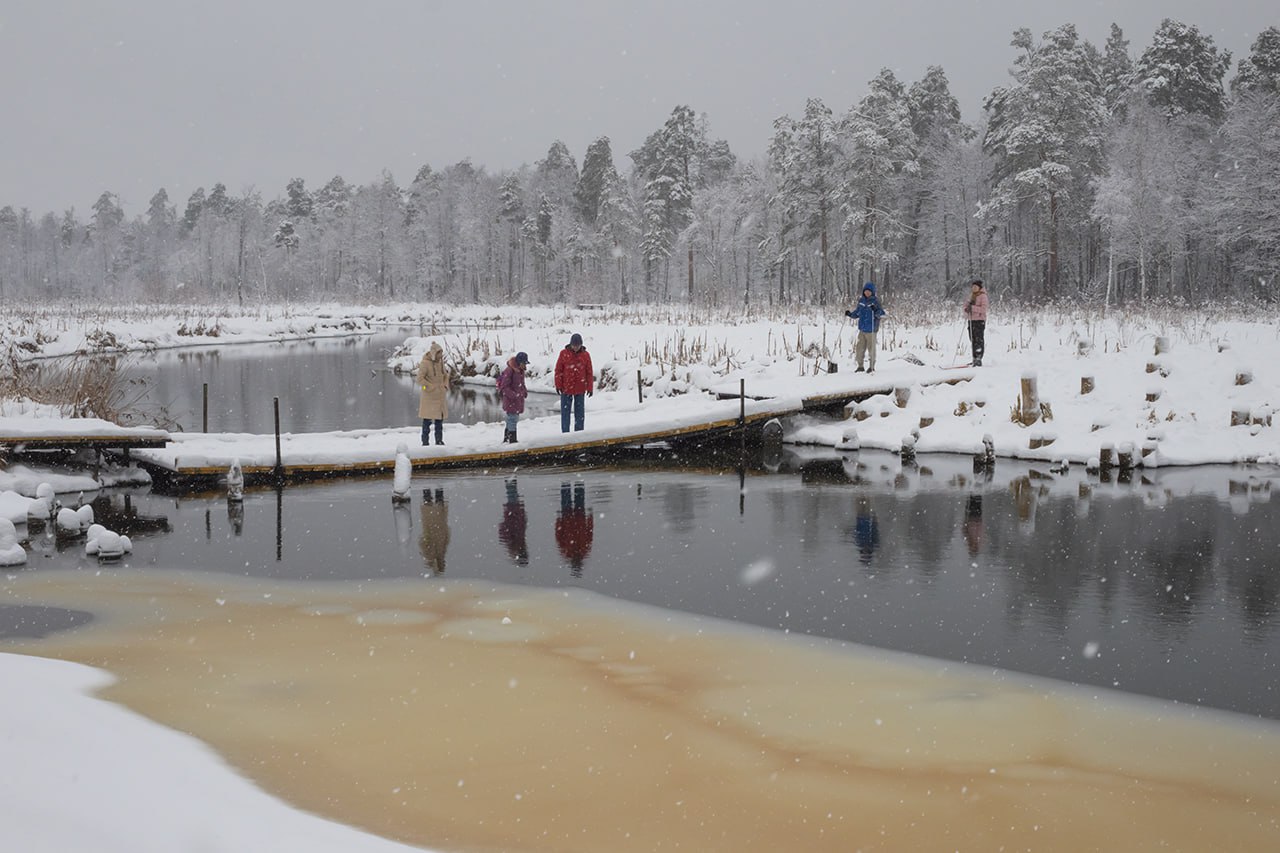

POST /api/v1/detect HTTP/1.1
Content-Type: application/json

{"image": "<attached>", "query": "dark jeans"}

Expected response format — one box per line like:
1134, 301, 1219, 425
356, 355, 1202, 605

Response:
560, 393, 585, 432
969, 321, 985, 363
421, 418, 443, 444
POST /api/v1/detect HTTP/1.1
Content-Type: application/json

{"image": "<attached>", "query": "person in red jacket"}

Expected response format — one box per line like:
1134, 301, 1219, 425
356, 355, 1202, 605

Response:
554, 332, 594, 432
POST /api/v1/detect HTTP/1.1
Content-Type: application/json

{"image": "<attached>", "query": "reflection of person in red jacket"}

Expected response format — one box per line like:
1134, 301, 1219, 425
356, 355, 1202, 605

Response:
498, 478, 529, 566
554, 333, 594, 433
555, 482, 593, 577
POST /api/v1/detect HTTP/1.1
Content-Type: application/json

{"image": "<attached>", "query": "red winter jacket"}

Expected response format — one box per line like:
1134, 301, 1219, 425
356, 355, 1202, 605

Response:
554, 347, 594, 395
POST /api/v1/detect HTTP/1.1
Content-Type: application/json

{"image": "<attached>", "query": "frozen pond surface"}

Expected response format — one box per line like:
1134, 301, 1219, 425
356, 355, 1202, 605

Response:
10, 450, 1280, 719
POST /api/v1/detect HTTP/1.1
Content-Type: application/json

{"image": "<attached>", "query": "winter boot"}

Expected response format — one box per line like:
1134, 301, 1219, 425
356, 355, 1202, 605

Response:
502, 429, 513, 444
510, 426, 518, 443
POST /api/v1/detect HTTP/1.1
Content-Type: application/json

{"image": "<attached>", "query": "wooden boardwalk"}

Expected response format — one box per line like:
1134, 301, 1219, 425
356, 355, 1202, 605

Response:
136, 412, 779, 490
126, 368, 973, 490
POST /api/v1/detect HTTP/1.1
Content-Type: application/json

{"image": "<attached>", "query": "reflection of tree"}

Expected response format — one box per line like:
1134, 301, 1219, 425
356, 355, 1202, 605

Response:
661, 482, 705, 535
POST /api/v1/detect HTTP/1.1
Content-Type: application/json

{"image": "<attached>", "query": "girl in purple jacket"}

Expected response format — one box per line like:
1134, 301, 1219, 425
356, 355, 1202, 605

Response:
496, 352, 529, 443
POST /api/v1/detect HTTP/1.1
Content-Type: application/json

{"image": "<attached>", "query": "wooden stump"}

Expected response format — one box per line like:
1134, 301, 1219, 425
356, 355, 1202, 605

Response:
1117, 442, 1135, 471
894, 386, 911, 408
1154, 336, 1170, 356
1146, 390, 1161, 403
1029, 434, 1043, 450
1081, 376, 1095, 395
919, 415, 934, 429
1232, 408, 1251, 427
1018, 373, 1040, 426
1099, 444, 1116, 471
1236, 369, 1253, 386
900, 435, 917, 462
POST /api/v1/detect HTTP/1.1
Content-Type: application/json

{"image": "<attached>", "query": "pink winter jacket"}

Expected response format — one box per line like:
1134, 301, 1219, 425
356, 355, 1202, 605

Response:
964, 291, 989, 321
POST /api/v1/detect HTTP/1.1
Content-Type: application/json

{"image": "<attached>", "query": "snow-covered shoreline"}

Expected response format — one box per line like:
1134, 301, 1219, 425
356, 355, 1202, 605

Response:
4, 301, 1279, 469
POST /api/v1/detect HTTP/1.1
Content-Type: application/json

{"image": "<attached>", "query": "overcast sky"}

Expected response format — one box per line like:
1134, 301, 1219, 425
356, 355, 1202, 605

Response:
0, 0, 1273, 216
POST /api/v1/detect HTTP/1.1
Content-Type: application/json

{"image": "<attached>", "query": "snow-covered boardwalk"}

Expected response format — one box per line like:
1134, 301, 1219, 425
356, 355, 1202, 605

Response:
0, 417, 169, 454
131, 368, 972, 488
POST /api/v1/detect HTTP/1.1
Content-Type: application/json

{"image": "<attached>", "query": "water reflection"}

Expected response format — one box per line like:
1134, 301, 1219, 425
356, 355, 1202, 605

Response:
419, 488, 450, 575
851, 495, 880, 565
8, 451, 1280, 718
555, 482, 593, 577
498, 479, 529, 567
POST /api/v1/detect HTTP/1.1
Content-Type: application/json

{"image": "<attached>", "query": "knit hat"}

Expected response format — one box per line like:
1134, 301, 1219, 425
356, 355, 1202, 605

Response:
515, 351, 528, 364
569, 333, 583, 346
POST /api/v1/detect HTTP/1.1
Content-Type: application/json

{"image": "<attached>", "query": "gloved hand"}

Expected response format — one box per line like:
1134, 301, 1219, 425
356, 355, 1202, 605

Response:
587, 390, 593, 397
844, 310, 854, 319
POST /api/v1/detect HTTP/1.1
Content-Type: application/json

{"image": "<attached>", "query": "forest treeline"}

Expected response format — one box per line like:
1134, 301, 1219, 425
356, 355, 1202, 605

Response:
2, 20, 1278, 308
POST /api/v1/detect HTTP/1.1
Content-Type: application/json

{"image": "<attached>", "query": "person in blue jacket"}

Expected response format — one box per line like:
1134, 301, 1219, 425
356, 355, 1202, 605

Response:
844, 282, 886, 373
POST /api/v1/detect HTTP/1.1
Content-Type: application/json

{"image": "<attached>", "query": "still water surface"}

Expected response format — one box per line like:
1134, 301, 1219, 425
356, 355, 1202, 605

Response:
12, 451, 1280, 719
120, 327, 557, 433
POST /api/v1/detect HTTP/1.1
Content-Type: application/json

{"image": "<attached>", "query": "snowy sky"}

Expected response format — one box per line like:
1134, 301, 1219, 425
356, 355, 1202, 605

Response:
0, 0, 1273, 215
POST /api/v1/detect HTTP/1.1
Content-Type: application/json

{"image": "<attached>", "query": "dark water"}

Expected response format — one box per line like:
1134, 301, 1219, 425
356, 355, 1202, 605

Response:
118, 328, 558, 433
10, 450, 1280, 719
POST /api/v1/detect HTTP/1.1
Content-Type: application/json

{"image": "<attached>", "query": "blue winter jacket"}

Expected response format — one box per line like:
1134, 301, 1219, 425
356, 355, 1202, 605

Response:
846, 283, 886, 333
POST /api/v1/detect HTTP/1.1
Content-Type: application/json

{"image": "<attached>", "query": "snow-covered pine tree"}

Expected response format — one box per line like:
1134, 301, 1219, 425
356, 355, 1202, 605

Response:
1136, 19, 1232, 122
1231, 27, 1280, 97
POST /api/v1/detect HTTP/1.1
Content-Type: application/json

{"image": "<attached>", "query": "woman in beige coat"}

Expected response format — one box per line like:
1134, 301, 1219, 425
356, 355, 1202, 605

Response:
417, 341, 450, 445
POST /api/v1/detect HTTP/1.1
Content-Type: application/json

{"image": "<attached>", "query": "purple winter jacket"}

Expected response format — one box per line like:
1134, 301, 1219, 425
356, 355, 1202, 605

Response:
497, 358, 528, 414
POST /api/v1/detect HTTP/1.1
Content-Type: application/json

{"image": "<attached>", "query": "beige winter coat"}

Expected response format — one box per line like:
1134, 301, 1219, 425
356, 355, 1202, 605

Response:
417, 342, 449, 420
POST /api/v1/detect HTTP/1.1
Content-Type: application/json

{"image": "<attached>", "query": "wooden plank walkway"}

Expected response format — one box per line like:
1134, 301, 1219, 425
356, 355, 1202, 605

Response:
136, 411, 779, 489
130, 367, 974, 490
0, 434, 170, 452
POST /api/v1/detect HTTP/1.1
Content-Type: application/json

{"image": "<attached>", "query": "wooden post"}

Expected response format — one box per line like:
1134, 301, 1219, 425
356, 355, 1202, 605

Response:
637, 369, 643, 404
273, 396, 284, 485
1019, 373, 1040, 426
1081, 376, 1094, 395
202, 382, 209, 433
1099, 443, 1115, 472
1117, 442, 1135, 471
739, 379, 745, 426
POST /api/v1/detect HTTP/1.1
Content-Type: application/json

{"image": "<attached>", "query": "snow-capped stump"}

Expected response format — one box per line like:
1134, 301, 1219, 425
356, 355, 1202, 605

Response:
226, 459, 244, 502
1141, 440, 1160, 467
1099, 443, 1116, 472
893, 386, 911, 408
56, 507, 83, 537
27, 482, 56, 522
1081, 375, 1095, 395
973, 434, 996, 471
1050, 459, 1070, 474
900, 434, 917, 462
918, 413, 934, 429
1146, 387, 1162, 403
837, 428, 860, 452
1235, 368, 1253, 386
1154, 336, 1171, 356
847, 403, 872, 421
1015, 372, 1040, 427
392, 443, 412, 504
0, 518, 26, 567
1117, 442, 1136, 471
75, 503, 94, 531
86, 529, 131, 560
1231, 407, 1252, 427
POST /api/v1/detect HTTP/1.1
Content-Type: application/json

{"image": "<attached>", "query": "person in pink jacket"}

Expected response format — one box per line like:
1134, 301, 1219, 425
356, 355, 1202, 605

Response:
962, 279, 988, 366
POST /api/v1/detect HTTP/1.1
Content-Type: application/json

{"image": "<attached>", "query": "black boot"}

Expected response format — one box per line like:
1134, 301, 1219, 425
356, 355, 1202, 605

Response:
502, 429, 512, 444
510, 426, 518, 443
